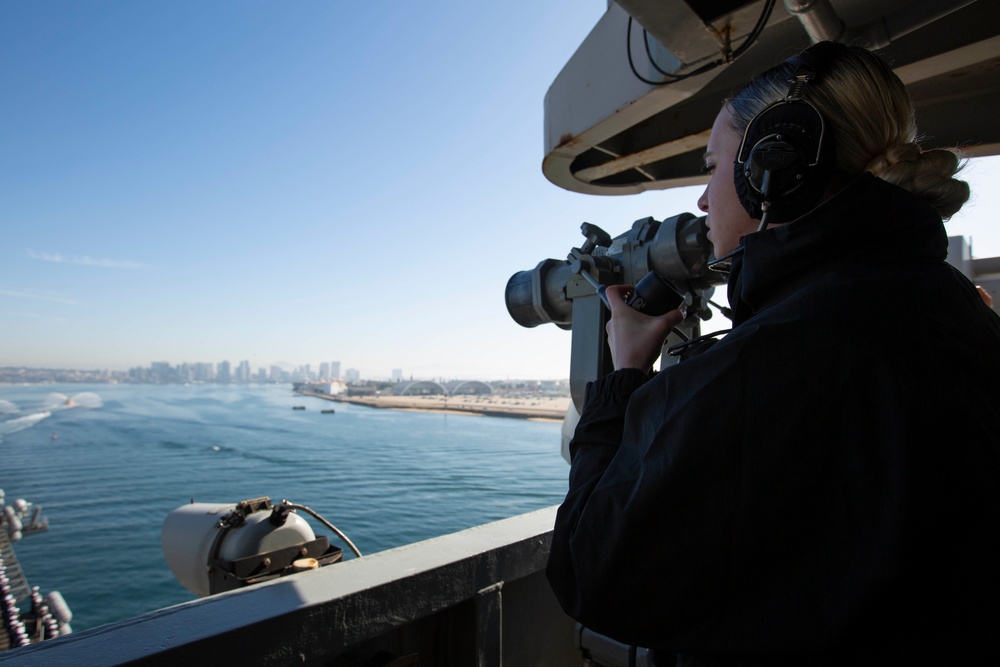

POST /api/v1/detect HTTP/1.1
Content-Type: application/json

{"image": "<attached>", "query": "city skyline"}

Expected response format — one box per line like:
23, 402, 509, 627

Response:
0, 361, 569, 386
0, 357, 569, 384
4, 3, 999, 380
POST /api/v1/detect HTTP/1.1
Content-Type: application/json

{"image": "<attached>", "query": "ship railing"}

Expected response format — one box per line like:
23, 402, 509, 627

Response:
0, 506, 583, 666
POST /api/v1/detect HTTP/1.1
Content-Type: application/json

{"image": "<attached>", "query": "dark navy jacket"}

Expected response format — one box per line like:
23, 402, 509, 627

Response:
547, 174, 1000, 665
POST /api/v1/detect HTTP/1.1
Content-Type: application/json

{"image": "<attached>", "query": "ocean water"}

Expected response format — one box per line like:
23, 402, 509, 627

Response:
0, 383, 569, 632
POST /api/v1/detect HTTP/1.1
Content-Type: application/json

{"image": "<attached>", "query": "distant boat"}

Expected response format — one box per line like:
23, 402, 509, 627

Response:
292, 406, 305, 410
321, 409, 336, 414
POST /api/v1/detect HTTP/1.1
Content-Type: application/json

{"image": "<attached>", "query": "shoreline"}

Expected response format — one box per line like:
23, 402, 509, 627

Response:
295, 390, 570, 422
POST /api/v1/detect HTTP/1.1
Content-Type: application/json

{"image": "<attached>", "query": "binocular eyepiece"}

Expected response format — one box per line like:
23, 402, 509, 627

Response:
505, 213, 725, 329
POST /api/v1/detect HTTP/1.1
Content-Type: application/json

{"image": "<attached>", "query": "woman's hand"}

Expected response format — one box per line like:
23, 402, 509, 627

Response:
604, 284, 685, 371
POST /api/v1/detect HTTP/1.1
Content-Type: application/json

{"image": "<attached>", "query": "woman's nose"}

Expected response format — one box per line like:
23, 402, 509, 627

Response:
697, 187, 709, 213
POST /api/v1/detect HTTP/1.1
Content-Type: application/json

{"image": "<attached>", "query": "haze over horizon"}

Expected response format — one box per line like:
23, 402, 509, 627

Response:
4, 2, 999, 381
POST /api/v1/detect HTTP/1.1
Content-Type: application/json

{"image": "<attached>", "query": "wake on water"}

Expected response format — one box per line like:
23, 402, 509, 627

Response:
0, 392, 103, 441
0, 411, 53, 436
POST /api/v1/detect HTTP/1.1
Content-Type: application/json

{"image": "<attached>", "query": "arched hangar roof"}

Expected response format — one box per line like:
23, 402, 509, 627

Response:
398, 381, 447, 396
448, 381, 492, 395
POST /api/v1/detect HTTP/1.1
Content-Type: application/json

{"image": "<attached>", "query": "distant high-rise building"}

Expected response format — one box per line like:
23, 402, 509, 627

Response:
150, 361, 172, 384
193, 362, 214, 382
391, 368, 403, 382
217, 360, 232, 384
345, 368, 360, 383
331, 361, 341, 381
236, 360, 251, 383
319, 362, 330, 380
129, 366, 149, 382
269, 365, 285, 383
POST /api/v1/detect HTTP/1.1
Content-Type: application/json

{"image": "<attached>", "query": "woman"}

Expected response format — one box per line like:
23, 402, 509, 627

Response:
546, 41, 1000, 665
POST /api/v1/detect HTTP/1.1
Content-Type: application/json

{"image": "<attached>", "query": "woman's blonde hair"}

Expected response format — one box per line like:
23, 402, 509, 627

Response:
727, 42, 970, 219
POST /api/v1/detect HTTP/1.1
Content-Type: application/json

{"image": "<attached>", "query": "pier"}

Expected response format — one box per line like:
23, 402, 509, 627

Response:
295, 390, 571, 421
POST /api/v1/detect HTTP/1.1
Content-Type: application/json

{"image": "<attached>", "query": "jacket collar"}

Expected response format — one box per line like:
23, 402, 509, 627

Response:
727, 173, 948, 324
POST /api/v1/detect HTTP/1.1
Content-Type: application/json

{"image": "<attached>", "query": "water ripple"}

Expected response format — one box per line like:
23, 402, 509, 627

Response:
0, 383, 567, 632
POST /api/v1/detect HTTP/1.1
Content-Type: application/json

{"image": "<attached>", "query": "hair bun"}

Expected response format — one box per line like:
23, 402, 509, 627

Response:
863, 142, 919, 174
866, 144, 970, 219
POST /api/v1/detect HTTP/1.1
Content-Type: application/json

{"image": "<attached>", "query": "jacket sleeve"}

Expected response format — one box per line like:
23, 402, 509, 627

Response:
545, 368, 648, 627
564, 368, 650, 498
546, 354, 744, 651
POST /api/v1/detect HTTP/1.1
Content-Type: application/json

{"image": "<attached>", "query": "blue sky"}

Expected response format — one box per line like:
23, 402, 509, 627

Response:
4, 2, 999, 380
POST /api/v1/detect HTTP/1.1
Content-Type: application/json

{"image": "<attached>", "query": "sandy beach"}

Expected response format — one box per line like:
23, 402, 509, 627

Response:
295, 391, 572, 421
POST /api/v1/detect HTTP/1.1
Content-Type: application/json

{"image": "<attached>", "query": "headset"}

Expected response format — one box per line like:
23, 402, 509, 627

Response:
733, 43, 839, 231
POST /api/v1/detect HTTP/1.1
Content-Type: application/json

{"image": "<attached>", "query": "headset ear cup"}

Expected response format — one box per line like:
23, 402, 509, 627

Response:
733, 100, 834, 222
734, 158, 764, 220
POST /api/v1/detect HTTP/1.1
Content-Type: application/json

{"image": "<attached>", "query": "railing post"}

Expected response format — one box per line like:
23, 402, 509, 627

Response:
475, 582, 503, 667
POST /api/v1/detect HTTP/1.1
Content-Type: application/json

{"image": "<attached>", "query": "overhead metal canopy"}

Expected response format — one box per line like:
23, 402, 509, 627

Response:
543, 0, 1000, 195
